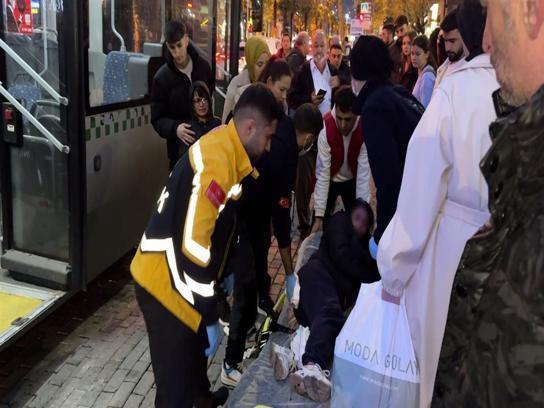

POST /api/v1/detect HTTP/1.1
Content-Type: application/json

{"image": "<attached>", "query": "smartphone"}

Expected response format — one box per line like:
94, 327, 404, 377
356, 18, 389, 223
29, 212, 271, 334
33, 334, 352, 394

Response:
317, 89, 327, 97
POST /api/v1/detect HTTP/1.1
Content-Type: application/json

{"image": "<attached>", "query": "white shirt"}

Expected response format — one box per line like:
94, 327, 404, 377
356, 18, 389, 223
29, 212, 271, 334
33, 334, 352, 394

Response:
310, 59, 332, 116
314, 109, 370, 217
179, 56, 193, 81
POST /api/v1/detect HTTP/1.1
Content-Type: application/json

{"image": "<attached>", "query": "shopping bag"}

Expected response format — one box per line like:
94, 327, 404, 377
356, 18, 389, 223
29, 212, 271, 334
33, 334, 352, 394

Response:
331, 281, 420, 408
290, 325, 310, 370
291, 232, 322, 308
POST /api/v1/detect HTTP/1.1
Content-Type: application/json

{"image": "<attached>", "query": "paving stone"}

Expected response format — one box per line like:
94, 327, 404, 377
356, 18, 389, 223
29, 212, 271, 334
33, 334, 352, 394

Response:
93, 391, 114, 408
207, 363, 221, 385
119, 338, 147, 371
31, 383, 60, 407
103, 369, 128, 393
77, 382, 105, 408
140, 388, 155, 408
122, 394, 143, 408
132, 371, 154, 397
59, 389, 85, 408
97, 361, 121, 382
50, 363, 78, 386
125, 361, 149, 383
108, 382, 136, 407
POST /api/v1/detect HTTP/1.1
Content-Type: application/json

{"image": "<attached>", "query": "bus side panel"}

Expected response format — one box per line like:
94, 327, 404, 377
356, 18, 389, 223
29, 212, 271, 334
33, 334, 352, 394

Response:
84, 105, 168, 281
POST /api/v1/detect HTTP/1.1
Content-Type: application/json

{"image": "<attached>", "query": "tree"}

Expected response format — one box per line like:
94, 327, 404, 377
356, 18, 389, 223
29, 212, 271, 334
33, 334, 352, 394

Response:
371, 0, 434, 34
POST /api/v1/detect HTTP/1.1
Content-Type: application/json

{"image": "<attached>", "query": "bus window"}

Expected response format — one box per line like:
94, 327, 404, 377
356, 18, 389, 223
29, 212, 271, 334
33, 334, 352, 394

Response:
87, 0, 163, 107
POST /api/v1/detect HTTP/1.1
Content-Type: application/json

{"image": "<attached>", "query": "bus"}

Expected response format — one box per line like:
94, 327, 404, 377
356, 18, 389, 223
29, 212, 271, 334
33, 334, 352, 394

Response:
0, 0, 241, 349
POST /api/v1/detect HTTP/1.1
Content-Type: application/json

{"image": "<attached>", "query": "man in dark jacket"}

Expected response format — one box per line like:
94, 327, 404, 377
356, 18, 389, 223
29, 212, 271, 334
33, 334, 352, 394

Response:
381, 23, 402, 83
350, 35, 422, 244
221, 104, 324, 387
286, 31, 310, 75
285, 201, 379, 402
151, 21, 214, 171
434, 0, 544, 406
328, 44, 351, 85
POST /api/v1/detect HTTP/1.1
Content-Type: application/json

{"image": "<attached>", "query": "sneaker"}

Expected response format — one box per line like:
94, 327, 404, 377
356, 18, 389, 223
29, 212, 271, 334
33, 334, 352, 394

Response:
221, 361, 243, 388
270, 343, 296, 381
290, 364, 331, 402
211, 386, 229, 407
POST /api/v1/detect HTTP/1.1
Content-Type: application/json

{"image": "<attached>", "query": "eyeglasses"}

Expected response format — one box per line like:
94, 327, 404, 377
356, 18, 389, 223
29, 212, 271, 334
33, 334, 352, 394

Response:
193, 97, 207, 105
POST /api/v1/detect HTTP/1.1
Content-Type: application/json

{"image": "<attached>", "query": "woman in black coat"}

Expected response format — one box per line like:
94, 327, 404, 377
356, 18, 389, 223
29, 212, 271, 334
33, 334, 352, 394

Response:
289, 200, 380, 402
350, 36, 423, 244
178, 81, 221, 158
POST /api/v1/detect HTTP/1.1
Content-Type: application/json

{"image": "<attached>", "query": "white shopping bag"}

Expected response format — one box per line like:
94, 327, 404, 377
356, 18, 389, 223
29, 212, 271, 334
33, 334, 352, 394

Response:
291, 232, 322, 308
331, 281, 420, 408
290, 326, 310, 370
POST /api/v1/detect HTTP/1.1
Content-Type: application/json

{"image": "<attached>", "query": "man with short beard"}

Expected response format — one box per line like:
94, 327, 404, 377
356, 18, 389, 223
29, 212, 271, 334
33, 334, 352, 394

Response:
434, 9, 467, 88
377, 1, 498, 407
434, 0, 544, 406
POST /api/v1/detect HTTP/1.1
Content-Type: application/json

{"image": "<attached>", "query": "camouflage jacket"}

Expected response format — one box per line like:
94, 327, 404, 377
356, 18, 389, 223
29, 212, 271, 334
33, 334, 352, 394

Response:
433, 85, 544, 407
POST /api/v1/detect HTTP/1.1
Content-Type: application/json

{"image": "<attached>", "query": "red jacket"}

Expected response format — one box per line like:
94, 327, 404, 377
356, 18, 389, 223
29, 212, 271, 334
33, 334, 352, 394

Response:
323, 112, 364, 178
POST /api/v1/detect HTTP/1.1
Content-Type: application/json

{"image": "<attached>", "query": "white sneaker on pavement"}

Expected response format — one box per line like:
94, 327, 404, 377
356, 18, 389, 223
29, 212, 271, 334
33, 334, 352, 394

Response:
270, 343, 296, 381
290, 363, 331, 402
221, 361, 243, 388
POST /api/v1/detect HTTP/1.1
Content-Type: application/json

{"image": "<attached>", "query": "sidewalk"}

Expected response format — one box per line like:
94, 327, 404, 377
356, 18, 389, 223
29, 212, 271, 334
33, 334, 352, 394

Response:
0, 235, 299, 408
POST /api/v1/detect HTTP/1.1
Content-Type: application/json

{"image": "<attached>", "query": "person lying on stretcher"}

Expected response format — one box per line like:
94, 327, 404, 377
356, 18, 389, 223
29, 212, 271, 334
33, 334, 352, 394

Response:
272, 199, 380, 402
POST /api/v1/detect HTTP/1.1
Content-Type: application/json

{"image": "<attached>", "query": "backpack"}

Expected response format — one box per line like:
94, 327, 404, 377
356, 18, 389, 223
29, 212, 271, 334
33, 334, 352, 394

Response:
392, 84, 426, 116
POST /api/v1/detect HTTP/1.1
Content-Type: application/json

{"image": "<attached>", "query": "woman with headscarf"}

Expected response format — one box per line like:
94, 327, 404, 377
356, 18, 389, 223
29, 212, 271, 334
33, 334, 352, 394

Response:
221, 36, 271, 123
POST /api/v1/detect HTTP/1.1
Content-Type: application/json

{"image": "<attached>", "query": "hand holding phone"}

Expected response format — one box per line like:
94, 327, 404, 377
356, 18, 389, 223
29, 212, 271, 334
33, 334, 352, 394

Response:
317, 89, 327, 97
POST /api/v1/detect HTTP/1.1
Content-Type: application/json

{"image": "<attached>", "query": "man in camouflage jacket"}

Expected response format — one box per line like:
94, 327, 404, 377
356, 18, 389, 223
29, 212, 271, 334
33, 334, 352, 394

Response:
433, 0, 544, 406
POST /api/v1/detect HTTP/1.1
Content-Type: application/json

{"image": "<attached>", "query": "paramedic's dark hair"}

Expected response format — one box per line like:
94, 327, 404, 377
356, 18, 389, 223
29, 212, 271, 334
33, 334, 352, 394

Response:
294, 103, 323, 138
352, 199, 375, 236
165, 21, 187, 44
334, 85, 356, 114
234, 83, 283, 124
258, 57, 291, 83
440, 9, 458, 32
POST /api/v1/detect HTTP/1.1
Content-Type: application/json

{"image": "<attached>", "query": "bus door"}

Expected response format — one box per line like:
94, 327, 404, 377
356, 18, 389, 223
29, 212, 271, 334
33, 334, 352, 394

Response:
0, 0, 84, 348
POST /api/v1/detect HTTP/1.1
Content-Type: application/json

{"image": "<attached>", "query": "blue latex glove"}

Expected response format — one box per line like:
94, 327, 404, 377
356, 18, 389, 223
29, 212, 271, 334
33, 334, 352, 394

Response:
286, 274, 297, 301
369, 237, 378, 260
205, 322, 221, 357
221, 273, 234, 296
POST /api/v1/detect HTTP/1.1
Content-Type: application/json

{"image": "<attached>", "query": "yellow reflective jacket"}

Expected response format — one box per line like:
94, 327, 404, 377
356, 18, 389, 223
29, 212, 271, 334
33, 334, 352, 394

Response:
131, 121, 255, 332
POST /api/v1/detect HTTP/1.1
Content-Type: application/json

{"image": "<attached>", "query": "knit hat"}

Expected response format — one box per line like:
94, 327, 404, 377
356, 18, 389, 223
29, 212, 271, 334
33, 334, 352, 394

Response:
245, 36, 271, 82
350, 36, 394, 81
457, 0, 486, 61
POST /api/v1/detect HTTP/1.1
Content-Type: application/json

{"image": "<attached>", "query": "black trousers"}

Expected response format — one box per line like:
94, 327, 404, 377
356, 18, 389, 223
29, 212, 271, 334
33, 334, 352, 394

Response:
294, 259, 345, 370
247, 214, 272, 303
295, 149, 317, 238
225, 222, 258, 365
135, 284, 212, 408
324, 179, 356, 225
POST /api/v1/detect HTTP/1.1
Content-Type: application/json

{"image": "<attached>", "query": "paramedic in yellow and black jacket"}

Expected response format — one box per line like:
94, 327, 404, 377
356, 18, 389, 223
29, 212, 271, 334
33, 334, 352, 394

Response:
131, 84, 282, 408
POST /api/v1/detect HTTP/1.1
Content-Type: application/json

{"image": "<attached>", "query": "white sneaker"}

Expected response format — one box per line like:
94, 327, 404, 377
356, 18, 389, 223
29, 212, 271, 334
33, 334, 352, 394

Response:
221, 361, 243, 388
290, 364, 331, 402
270, 343, 296, 381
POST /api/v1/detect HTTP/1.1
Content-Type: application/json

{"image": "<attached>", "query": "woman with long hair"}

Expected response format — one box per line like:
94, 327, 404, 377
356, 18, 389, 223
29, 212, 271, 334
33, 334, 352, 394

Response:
400, 31, 418, 91
411, 35, 437, 108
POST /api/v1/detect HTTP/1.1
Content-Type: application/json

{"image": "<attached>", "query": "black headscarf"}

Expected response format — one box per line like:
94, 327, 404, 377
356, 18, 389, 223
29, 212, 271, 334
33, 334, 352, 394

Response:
457, 0, 487, 61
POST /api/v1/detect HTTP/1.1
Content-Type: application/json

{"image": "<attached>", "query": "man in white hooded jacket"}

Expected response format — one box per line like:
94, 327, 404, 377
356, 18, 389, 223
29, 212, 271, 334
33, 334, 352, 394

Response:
377, 1, 499, 407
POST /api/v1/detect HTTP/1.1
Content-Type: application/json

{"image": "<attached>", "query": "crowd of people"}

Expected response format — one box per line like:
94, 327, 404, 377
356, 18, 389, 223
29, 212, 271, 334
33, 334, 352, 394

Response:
131, 0, 544, 406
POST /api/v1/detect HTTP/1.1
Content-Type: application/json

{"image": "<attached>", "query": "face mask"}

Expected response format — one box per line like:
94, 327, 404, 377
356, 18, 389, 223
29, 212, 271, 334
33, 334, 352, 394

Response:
351, 79, 365, 95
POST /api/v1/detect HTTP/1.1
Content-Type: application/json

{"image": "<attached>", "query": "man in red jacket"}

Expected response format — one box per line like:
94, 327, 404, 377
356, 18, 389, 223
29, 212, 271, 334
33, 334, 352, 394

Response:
312, 86, 370, 232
